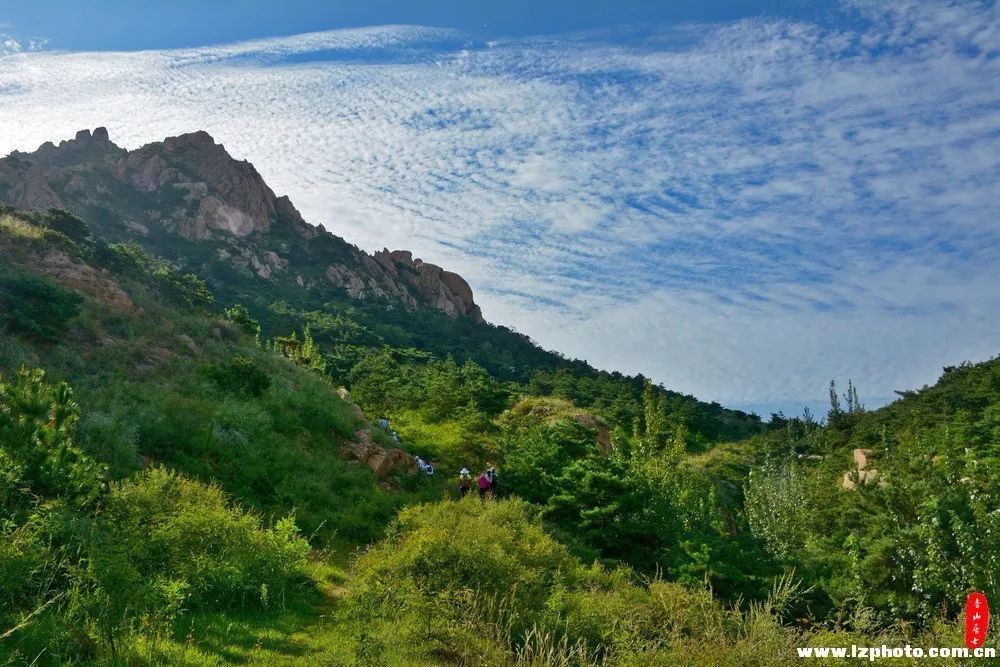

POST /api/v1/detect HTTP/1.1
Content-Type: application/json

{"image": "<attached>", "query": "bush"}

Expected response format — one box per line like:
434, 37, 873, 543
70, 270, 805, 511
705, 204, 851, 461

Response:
348, 498, 819, 665
40, 209, 95, 251
208, 355, 272, 397
352, 498, 577, 650
223, 303, 262, 340
101, 467, 310, 610
0, 272, 82, 342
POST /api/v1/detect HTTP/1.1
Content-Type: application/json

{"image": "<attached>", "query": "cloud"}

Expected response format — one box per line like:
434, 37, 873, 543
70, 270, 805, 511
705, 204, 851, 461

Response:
0, 0, 996, 413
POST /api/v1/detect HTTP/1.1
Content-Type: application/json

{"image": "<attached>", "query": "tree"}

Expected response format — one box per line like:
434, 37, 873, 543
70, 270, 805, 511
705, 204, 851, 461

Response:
828, 379, 843, 421
224, 304, 262, 343
347, 348, 410, 413
0, 368, 106, 515
844, 379, 864, 414
42, 208, 95, 251
744, 462, 808, 562
273, 326, 326, 374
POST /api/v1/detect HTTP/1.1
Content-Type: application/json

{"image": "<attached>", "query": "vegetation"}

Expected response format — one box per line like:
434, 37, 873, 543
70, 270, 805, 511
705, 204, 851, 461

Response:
0, 208, 994, 664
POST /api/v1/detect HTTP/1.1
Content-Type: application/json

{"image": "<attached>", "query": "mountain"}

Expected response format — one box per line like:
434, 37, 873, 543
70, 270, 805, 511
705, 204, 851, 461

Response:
0, 128, 766, 443
0, 128, 484, 323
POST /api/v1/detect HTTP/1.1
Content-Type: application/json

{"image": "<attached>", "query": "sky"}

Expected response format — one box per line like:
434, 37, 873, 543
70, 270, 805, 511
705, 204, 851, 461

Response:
0, 0, 997, 419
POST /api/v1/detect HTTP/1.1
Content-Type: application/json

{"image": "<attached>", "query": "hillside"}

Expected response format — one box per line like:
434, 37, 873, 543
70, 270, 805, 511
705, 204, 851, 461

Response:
0, 135, 996, 663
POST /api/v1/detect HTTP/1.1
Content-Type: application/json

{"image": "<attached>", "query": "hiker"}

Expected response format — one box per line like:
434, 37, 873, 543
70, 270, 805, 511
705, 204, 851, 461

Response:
486, 466, 499, 495
377, 417, 389, 430
415, 456, 434, 476
458, 468, 471, 497
390, 429, 400, 444
477, 471, 491, 499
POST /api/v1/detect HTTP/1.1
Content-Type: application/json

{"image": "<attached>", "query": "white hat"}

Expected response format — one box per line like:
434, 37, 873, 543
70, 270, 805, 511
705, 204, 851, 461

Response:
460, 467, 470, 475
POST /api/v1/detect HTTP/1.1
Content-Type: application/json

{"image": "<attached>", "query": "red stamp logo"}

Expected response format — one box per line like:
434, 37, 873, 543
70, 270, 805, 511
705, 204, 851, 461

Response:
965, 592, 990, 649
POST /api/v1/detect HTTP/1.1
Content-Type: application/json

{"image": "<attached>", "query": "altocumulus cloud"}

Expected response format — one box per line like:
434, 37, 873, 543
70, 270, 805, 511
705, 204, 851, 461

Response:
0, 0, 997, 415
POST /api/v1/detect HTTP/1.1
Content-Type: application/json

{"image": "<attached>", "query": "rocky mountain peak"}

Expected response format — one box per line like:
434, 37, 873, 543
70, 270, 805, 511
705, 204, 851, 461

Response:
122, 130, 282, 238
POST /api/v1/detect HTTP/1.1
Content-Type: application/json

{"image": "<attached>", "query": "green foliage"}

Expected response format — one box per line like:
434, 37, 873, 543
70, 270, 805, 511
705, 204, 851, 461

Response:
0, 371, 317, 662
95, 345, 391, 544
502, 417, 597, 505
101, 467, 310, 610
0, 201, 995, 661
744, 461, 809, 562
737, 358, 1000, 625
346, 346, 416, 414
417, 357, 511, 420
271, 325, 327, 374
40, 208, 95, 252
494, 407, 773, 600
108, 241, 214, 308
350, 498, 580, 658
0, 368, 106, 516
528, 369, 762, 445
224, 303, 262, 341
349, 498, 908, 665
208, 355, 272, 397
0, 272, 82, 342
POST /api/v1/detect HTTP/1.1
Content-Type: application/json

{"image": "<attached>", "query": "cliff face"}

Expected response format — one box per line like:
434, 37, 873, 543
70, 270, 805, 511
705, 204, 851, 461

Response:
0, 129, 484, 323
324, 249, 483, 323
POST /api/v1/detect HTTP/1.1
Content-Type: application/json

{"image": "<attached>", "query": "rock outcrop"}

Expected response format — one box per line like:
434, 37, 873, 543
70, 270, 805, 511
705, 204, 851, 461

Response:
572, 413, 612, 451
0, 158, 64, 210
345, 427, 418, 478
378, 250, 482, 321
843, 448, 884, 489
36, 250, 133, 312
323, 250, 484, 322
337, 388, 418, 478
116, 130, 290, 239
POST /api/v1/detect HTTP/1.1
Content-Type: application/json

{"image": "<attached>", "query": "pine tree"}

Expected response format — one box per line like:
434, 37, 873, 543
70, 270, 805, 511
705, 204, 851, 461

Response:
828, 379, 843, 421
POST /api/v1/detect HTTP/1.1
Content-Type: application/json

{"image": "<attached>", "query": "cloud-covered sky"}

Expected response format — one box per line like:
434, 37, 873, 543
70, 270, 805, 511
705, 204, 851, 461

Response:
0, 0, 997, 417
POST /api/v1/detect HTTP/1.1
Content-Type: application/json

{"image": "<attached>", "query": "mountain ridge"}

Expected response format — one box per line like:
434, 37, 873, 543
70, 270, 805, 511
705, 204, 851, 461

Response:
0, 127, 485, 323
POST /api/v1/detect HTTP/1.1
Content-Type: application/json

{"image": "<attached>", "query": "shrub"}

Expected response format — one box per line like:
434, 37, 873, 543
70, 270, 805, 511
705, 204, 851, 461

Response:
40, 208, 95, 251
223, 303, 262, 340
348, 498, 818, 665
352, 498, 577, 648
0, 272, 82, 342
744, 461, 809, 562
101, 467, 310, 610
208, 355, 272, 397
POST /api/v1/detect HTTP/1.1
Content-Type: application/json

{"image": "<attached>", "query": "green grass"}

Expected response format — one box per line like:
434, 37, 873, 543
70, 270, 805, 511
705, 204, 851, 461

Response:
0, 214, 47, 241
119, 553, 440, 667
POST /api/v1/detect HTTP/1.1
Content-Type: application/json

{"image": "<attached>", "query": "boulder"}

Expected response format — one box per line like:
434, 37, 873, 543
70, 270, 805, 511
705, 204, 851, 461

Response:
853, 448, 875, 470
343, 427, 418, 478
842, 449, 886, 490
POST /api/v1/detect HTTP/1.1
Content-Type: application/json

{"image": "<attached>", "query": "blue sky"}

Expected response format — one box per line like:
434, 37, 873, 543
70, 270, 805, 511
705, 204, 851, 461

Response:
0, 1, 997, 419
0, 1, 826, 50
